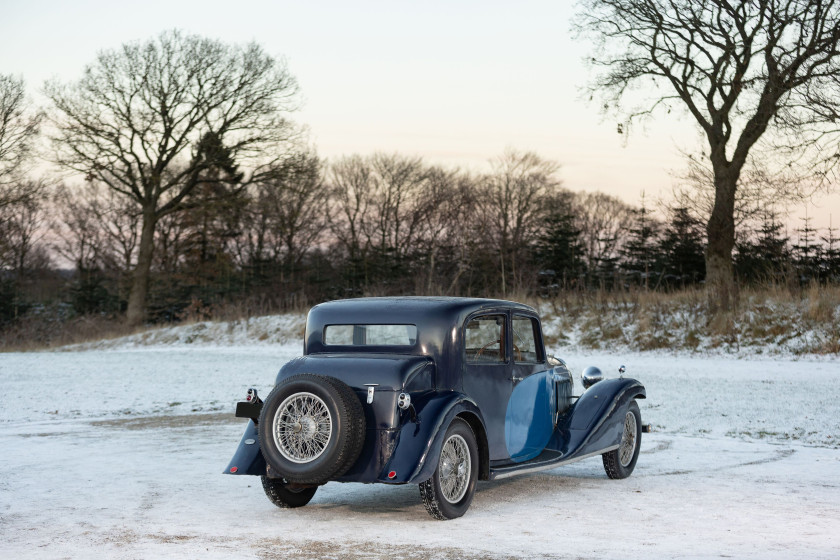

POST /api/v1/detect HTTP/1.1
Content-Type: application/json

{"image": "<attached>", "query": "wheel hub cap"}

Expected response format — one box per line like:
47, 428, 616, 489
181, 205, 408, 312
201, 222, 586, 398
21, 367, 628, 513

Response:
438, 433, 470, 504
619, 411, 637, 467
273, 392, 332, 464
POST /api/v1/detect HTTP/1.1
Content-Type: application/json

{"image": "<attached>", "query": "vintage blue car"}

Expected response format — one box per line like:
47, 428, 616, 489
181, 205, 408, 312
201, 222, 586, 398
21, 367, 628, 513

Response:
225, 297, 647, 519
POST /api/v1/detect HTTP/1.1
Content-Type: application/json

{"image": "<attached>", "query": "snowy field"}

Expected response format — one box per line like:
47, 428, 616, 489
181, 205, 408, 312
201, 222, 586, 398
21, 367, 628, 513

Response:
1, 345, 839, 559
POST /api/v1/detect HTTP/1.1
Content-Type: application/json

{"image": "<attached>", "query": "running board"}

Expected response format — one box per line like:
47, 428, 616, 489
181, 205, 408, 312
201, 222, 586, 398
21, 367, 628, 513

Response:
489, 445, 619, 481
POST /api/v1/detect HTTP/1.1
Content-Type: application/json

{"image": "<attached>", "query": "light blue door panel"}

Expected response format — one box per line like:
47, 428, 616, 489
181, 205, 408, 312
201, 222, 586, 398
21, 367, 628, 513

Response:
505, 369, 555, 462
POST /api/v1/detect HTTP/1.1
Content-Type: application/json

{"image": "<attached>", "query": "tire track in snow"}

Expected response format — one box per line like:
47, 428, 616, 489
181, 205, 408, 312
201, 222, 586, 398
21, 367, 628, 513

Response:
644, 438, 796, 476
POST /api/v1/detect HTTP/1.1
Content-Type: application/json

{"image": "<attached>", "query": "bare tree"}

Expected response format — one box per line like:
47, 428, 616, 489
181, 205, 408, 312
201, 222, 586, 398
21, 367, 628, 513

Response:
53, 181, 140, 275
416, 166, 477, 293
572, 191, 635, 275
46, 30, 299, 325
670, 151, 803, 237
53, 183, 108, 271
479, 150, 562, 295
0, 75, 42, 244
576, 0, 840, 312
251, 151, 329, 277
326, 155, 375, 286
0, 180, 50, 275
0, 75, 41, 197
366, 154, 428, 262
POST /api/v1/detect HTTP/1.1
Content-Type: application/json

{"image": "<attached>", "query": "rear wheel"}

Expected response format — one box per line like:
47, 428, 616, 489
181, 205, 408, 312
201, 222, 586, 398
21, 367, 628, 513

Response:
419, 418, 478, 520
602, 400, 642, 479
261, 476, 317, 508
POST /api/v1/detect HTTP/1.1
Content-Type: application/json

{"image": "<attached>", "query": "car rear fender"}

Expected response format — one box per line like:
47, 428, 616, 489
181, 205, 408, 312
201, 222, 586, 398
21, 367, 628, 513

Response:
380, 392, 485, 485
223, 420, 266, 476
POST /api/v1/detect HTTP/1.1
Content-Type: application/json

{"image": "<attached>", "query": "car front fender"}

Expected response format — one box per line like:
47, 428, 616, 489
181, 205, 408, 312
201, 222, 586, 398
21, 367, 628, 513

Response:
379, 391, 485, 485
551, 377, 646, 460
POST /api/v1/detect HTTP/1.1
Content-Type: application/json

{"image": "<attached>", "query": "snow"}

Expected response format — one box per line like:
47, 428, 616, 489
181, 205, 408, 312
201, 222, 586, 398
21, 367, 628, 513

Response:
62, 302, 840, 357
63, 314, 307, 351
1, 344, 839, 559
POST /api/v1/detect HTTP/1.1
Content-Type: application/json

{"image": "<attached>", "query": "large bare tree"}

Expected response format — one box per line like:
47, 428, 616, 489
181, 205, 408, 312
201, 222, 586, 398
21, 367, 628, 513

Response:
576, 0, 840, 312
0, 75, 41, 205
46, 30, 298, 325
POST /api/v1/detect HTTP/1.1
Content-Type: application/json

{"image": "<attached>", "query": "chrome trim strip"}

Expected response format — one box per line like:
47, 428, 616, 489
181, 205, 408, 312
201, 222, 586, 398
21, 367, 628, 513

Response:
490, 445, 620, 480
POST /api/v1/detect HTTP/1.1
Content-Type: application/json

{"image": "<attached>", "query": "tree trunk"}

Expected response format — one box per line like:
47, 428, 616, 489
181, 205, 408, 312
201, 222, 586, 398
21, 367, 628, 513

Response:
705, 169, 738, 318
126, 208, 157, 326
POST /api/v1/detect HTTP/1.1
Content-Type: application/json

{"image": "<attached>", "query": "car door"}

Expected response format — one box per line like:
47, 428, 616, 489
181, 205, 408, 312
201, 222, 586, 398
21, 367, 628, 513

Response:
461, 313, 514, 462
505, 314, 555, 462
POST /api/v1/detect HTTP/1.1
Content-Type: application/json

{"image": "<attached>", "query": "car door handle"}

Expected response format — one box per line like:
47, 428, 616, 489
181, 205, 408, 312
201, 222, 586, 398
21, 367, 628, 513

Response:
510, 375, 523, 383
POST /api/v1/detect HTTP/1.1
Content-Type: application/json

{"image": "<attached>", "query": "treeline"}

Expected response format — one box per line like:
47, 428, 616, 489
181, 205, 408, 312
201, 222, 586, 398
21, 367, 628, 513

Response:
2, 30, 840, 336
2, 148, 839, 327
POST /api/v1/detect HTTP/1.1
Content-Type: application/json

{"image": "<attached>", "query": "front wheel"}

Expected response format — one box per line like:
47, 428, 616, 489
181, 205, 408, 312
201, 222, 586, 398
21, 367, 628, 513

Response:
261, 475, 317, 508
419, 418, 478, 520
602, 400, 642, 479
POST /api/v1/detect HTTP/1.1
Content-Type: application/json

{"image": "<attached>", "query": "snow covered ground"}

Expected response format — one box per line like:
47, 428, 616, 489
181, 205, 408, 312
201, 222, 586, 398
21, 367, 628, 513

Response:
1, 345, 839, 559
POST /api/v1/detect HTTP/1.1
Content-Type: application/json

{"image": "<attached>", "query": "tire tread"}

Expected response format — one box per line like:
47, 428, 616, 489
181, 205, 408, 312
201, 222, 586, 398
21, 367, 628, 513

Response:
261, 475, 317, 508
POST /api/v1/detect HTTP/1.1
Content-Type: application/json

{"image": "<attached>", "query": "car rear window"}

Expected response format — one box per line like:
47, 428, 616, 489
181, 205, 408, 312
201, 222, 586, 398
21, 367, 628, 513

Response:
323, 324, 418, 346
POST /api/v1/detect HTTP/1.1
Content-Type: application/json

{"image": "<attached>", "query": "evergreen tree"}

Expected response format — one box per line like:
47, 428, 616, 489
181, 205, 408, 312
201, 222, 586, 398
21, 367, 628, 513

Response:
735, 212, 792, 283
533, 202, 585, 292
620, 195, 660, 288
793, 214, 822, 284
589, 233, 622, 289
657, 206, 706, 286
821, 216, 840, 283
149, 132, 247, 319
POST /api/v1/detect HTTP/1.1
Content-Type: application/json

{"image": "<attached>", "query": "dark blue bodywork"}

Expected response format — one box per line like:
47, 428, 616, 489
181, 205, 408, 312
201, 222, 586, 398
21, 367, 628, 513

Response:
225, 297, 646, 484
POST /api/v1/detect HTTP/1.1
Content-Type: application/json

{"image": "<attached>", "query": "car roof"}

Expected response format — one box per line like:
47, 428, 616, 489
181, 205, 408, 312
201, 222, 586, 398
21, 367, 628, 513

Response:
303, 297, 540, 368
307, 296, 537, 326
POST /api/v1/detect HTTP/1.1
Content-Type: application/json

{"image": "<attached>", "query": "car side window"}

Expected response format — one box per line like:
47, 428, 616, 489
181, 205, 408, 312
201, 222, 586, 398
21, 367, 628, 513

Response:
465, 315, 506, 363
512, 316, 541, 363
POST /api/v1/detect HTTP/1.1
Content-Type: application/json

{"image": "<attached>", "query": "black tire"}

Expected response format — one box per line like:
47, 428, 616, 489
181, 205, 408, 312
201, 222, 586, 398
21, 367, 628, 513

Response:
258, 374, 365, 484
419, 418, 479, 520
261, 475, 318, 508
603, 400, 642, 479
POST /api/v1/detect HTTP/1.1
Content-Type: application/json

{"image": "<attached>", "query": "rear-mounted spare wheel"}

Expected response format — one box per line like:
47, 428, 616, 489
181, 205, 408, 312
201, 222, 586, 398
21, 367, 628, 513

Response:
258, 374, 366, 484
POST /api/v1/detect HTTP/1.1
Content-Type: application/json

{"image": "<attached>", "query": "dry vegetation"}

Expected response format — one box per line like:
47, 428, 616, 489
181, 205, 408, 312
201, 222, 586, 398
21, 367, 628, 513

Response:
531, 284, 840, 355
0, 312, 140, 352
2, 285, 838, 356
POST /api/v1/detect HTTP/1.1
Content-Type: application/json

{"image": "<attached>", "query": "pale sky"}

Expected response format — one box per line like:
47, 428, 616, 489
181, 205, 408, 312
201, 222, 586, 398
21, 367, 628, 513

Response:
1, 0, 837, 231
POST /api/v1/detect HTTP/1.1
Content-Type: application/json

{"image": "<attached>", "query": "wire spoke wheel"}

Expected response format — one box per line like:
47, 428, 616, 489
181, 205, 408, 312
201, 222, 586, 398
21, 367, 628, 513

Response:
438, 434, 471, 504
602, 400, 642, 479
419, 418, 478, 520
273, 392, 332, 463
619, 410, 637, 467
